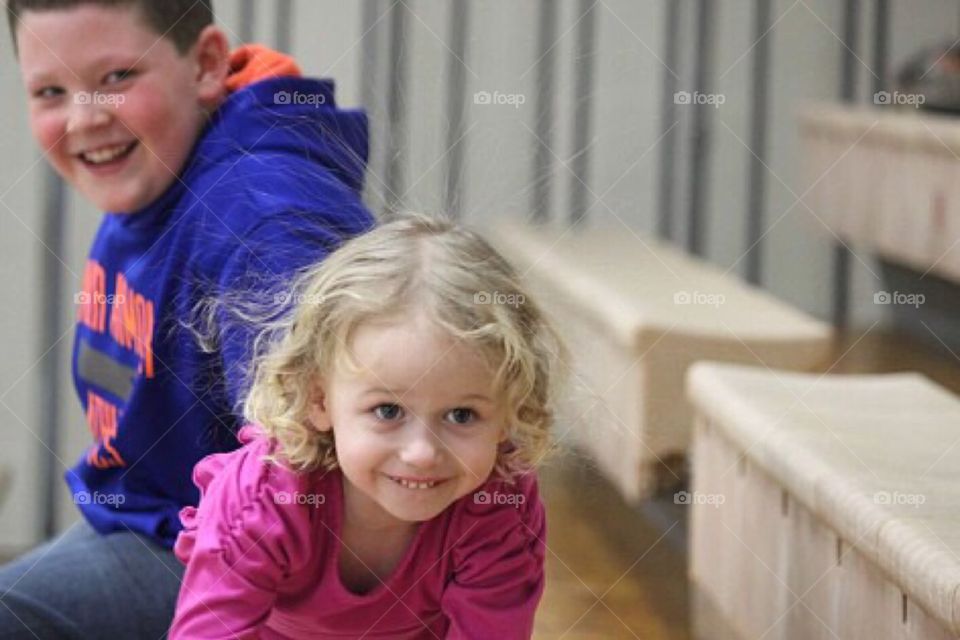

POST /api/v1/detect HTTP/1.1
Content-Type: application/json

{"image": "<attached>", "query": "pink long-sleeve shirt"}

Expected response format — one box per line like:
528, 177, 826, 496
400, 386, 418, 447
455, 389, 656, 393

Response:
169, 426, 546, 639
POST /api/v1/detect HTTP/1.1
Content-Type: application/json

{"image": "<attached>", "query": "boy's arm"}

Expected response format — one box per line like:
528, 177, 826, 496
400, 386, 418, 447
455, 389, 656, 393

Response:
216, 208, 375, 414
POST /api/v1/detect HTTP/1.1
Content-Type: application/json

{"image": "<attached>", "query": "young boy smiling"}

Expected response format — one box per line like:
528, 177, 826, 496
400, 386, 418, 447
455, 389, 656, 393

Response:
2, 1, 374, 637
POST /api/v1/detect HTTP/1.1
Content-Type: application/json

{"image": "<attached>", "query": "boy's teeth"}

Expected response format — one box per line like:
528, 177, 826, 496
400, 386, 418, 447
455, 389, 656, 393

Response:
83, 143, 132, 165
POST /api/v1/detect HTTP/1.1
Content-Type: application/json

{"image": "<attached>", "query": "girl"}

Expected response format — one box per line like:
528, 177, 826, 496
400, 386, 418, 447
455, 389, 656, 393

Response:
169, 213, 567, 639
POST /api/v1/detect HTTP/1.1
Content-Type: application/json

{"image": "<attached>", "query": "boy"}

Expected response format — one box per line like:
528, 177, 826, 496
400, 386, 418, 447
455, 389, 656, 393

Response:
2, 0, 375, 637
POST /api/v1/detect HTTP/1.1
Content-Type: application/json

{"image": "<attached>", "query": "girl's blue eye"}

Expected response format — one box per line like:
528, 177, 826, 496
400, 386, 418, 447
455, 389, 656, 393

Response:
373, 404, 403, 421
446, 408, 475, 425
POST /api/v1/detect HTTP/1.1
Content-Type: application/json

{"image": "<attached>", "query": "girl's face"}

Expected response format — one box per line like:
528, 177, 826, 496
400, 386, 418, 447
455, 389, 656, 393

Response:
309, 312, 509, 530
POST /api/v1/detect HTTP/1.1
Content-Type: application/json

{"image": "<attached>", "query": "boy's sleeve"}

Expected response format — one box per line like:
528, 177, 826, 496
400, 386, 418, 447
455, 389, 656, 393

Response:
169, 442, 315, 639
215, 208, 375, 413
440, 476, 547, 639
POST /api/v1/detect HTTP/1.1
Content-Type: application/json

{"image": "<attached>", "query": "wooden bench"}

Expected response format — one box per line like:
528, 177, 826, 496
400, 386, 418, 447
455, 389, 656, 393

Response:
483, 219, 833, 501
687, 361, 960, 640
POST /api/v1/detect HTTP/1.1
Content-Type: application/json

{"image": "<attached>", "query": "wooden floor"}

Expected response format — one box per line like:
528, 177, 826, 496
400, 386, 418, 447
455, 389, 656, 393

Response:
532, 328, 960, 639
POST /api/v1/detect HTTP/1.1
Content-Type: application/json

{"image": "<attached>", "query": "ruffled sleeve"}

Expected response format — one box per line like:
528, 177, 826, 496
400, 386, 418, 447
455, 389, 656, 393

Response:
169, 425, 320, 639
440, 473, 547, 640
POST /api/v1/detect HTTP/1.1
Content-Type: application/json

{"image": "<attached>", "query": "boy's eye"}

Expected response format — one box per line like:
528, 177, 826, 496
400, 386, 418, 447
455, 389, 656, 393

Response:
372, 404, 403, 421
445, 408, 476, 425
104, 69, 135, 84
33, 86, 64, 100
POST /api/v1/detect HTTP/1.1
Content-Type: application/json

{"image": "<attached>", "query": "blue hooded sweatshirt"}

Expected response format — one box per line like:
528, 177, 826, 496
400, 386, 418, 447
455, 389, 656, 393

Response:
68, 76, 375, 548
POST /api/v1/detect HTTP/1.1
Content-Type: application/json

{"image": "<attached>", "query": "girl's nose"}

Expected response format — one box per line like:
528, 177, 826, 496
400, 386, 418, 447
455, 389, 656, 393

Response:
66, 96, 113, 134
398, 422, 442, 467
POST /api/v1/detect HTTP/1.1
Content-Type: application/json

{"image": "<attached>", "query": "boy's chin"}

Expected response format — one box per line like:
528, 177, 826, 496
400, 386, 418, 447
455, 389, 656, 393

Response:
82, 188, 152, 215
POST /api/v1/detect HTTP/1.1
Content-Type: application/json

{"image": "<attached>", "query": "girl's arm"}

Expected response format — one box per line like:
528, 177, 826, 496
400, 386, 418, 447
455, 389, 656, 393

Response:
169, 433, 315, 638
169, 542, 279, 639
440, 475, 547, 639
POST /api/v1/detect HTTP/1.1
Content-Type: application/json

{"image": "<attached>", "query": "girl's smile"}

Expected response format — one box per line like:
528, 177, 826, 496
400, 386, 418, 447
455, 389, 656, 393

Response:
310, 310, 509, 530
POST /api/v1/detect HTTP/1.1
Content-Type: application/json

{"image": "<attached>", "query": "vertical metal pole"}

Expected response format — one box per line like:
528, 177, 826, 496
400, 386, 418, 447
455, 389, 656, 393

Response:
239, 0, 255, 43
686, 0, 715, 257
384, 2, 409, 216
443, 4, 471, 220
530, 0, 558, 225
657, 0, 681, 240
832, 0, 860, 328
746, 0, 773, 284
274, 0, 293, 54
39, 169, 65, 538
569, 0, 597, 227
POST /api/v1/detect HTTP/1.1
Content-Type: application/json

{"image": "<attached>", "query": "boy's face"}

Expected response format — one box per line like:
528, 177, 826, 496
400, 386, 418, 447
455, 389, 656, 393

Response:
16, 4, 226, 214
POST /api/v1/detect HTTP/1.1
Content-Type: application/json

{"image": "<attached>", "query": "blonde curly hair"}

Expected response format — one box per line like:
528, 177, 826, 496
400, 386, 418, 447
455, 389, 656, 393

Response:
238, 212, 568, 480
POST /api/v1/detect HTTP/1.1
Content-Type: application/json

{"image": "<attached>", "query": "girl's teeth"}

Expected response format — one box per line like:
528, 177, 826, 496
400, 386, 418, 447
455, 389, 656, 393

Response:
394, 477, 438, 490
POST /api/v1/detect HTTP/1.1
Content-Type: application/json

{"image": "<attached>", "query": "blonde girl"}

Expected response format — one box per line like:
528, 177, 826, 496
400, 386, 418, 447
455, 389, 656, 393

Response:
169, 213, 567, 639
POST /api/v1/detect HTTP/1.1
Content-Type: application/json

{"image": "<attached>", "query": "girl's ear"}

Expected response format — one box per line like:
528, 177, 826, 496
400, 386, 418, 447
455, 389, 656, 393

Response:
308, 383, 333, 433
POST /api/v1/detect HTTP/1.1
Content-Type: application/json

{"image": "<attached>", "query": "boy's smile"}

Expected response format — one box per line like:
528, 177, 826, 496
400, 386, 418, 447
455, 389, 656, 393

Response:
16, 4, 227, 214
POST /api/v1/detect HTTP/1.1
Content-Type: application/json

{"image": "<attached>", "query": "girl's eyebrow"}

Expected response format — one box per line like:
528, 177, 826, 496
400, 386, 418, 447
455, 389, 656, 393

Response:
360, 389, 494, 404
459, 393, 494, 404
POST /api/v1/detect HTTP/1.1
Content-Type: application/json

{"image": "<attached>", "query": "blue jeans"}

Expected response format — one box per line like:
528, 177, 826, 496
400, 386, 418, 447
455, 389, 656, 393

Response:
0, 520, 184, 639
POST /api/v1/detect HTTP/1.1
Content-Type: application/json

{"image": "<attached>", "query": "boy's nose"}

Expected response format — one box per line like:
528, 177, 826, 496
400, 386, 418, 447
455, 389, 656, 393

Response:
66, 99, 113, 134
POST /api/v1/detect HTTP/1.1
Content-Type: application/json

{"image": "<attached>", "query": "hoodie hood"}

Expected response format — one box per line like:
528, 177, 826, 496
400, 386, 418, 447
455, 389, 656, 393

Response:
191, 75, 369, 197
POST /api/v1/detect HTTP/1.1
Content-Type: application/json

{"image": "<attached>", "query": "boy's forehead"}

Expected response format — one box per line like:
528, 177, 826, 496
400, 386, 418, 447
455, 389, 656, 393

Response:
17, 3, 170, 68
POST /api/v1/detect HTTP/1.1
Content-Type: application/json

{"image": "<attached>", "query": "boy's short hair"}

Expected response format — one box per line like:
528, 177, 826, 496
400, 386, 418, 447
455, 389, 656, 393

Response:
6, 0, 214, 54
